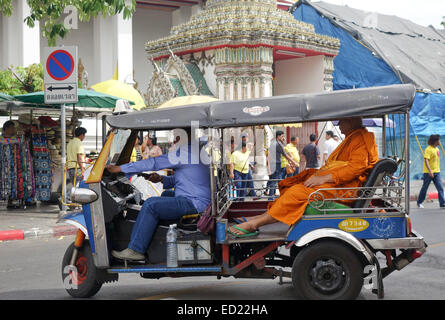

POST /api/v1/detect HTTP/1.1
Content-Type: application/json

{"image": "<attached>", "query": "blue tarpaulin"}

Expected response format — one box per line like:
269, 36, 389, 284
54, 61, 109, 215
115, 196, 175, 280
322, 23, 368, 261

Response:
293, 2, 445, 179
387, 93, 445, 179
385, 93, 445, 137
411, 92, 445, 137
293, 3, 401, 90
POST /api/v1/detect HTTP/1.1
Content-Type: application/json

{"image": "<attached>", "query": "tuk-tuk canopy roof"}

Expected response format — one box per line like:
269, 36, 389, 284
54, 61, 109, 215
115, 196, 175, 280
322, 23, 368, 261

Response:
106, 84, 416, 130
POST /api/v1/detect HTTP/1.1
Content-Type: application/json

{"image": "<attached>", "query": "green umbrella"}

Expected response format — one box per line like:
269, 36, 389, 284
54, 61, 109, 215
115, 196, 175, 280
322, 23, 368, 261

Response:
0, 92, 14, 102
14, 88, 134, 110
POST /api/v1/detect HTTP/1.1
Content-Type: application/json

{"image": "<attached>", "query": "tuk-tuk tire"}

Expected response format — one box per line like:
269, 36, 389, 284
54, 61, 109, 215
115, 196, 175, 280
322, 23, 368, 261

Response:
62, 240, 103, 298
291, 240, 364, 300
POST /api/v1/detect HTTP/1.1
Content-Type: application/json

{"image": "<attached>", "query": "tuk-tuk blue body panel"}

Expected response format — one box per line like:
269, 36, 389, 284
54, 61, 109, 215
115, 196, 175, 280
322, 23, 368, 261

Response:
287, 215, 407, 241
80, 203, 96, 254
59, 211, 87, 235
77, 181, 96, 254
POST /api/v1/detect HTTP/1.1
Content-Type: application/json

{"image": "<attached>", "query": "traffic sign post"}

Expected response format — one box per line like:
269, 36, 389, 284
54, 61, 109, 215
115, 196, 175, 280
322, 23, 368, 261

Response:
43, 46, 78, 214
43, 46, 78, 105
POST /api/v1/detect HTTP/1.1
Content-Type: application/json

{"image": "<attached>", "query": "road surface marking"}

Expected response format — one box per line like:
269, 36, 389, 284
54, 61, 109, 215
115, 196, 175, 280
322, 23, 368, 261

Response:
429, 241, 445, 249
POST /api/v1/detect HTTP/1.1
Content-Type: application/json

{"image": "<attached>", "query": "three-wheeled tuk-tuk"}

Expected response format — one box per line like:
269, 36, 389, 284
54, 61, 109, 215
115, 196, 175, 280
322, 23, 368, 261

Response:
59, 84, 426, 300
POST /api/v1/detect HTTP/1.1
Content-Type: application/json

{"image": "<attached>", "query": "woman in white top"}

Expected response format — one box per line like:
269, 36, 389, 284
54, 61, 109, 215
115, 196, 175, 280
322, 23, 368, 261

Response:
141, 135, 163, 159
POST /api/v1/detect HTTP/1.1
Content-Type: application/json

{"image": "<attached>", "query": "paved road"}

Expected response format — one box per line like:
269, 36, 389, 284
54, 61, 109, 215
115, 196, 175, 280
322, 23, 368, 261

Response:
0, 202, 444, 300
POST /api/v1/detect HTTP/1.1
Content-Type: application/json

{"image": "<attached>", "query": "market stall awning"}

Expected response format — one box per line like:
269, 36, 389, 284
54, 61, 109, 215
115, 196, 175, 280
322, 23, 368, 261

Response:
91, 80, 146, 111
13, 89, 133, 112
0, 92, 14, 102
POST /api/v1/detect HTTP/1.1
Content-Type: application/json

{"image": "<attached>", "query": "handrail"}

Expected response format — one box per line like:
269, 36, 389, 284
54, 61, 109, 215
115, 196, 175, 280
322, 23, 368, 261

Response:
60, 160, 95, 207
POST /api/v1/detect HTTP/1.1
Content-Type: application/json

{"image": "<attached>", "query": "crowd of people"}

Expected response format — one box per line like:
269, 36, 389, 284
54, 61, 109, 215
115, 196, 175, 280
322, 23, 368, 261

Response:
229, 129, 341, 200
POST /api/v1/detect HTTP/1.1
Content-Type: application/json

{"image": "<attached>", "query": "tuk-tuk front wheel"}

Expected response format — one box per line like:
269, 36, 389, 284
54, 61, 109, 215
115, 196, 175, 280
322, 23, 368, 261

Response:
291, 240, 364, 300
62, 240, 103, 298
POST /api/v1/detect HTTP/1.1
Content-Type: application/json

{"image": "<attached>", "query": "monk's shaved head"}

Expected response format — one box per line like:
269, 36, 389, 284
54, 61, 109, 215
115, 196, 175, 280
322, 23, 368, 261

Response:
338, 117, 363, 136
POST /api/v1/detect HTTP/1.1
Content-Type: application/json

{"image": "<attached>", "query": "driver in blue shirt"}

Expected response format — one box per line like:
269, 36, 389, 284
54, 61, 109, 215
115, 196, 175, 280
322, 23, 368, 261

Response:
106, 128, 211, 261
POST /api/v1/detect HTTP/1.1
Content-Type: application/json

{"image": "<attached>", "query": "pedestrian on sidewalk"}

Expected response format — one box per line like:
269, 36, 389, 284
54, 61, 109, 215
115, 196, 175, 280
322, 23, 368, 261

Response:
302, 133, 320, 170
230, 141, 251, 200
67, 127, 87, 185
282, 136, 300, 178
417, 134, 445, 209
266, 131, 297, 200
322, 130, 338, 166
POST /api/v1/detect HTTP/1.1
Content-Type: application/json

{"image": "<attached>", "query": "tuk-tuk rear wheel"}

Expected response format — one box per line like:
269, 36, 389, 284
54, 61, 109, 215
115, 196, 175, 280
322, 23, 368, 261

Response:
62, 240, 103, 298
291, 240, 364, 300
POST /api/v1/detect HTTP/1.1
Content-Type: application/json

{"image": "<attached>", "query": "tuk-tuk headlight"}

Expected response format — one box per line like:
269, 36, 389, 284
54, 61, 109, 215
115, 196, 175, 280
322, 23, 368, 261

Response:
70, 187, 98, 204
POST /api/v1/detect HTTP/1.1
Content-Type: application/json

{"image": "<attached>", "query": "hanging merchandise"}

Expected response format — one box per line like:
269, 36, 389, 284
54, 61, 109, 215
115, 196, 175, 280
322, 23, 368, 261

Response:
0, 137, 35, 203
32, 131, 52, 201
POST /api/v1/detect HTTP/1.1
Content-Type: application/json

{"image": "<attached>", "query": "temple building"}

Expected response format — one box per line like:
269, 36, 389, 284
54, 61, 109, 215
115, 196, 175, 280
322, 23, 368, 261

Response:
143, 0, 340, 180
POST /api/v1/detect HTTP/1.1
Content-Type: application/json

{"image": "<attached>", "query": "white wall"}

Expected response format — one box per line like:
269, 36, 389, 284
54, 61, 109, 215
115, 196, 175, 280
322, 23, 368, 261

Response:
172, 6, 192, 26
273, 55, 325, 95
132, 7, 172, 98
2, 0, 40, 69
35, 7, 173, 94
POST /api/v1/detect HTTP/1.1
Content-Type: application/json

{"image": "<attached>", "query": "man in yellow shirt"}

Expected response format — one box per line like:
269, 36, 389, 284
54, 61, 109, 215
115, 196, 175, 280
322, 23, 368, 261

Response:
281, 136, 300, 178
229, 141, 251, 199
417, 134, 445, 208
67, 127, 87, 184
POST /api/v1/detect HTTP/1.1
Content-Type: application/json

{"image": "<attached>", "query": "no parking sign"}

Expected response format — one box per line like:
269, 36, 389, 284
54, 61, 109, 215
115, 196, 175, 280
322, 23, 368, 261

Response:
43, 46, 78, 104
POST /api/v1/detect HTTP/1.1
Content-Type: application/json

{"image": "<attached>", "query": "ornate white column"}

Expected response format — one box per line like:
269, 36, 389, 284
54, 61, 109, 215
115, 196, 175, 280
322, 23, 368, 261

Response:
323, 55, 335, 92
93, 10, 133, 85
214, 46, 273, 101
1, 0, 40, 69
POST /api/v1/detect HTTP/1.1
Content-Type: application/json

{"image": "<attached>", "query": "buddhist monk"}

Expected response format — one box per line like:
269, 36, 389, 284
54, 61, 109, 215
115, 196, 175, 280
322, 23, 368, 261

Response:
228, 117, 379, 238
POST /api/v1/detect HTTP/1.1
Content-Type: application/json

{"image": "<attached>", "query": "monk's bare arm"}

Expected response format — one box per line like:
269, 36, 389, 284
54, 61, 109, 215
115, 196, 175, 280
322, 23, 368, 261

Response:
303, 173, 334, 188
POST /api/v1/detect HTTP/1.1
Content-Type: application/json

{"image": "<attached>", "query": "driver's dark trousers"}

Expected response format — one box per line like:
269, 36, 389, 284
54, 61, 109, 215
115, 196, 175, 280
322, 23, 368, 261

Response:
128, 193, 197, 254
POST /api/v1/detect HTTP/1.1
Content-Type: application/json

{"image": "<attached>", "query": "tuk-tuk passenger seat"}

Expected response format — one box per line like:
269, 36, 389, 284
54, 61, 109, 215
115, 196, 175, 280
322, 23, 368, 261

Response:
351, 158, 398, 209
305, 158, 398, 215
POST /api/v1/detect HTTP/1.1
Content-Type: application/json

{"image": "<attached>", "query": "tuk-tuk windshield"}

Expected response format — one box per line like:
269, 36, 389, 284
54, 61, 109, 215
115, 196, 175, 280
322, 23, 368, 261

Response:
108, 129, 132, 165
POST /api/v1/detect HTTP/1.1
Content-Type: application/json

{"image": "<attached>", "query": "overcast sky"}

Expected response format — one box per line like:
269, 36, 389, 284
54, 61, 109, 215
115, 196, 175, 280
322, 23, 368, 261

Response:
316, 0, 445, 29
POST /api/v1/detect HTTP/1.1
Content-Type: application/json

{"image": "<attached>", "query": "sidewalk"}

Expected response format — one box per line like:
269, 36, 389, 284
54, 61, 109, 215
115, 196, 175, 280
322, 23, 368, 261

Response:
0, 203, 77, 241
409, 179, 444, 202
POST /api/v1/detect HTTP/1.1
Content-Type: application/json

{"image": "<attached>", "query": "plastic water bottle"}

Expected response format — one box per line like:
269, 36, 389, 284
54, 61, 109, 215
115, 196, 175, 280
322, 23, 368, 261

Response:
166, 224, 178, 268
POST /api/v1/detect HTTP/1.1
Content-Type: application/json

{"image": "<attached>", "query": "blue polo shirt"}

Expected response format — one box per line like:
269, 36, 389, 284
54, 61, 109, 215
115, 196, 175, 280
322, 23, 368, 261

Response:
120, 143, 211, 212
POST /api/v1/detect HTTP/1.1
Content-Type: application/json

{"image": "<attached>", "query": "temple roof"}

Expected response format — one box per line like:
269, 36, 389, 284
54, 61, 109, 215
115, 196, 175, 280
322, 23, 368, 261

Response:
145, 0, 340, 59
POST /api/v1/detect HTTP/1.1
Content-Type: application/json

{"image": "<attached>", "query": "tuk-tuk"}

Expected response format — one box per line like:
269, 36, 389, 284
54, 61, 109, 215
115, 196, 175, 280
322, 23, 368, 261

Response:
59, 84, 426, 300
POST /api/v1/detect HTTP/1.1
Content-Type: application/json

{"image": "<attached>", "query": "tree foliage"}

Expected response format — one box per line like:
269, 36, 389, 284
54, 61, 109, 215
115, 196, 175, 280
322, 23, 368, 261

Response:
442, 16, 445, 28
0, 64, 44, 95
0, 0, 136, 46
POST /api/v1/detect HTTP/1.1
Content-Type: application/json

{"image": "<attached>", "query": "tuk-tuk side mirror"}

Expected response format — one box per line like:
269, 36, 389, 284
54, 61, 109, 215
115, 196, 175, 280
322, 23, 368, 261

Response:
70, 187, 98, 204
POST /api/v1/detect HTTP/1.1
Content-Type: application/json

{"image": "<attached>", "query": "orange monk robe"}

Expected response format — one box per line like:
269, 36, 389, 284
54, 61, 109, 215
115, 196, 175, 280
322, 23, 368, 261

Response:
267, 128, 379, 226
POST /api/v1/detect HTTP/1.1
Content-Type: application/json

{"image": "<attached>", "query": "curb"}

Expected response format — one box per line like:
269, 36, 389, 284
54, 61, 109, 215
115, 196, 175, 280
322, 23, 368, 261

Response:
410, 192, 438, 202
0, 224, 77, 242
